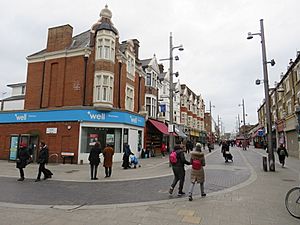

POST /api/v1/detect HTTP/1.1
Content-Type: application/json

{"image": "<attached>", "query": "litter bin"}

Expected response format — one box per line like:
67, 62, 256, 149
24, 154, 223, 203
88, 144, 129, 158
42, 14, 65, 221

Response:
262, 156, 268, 172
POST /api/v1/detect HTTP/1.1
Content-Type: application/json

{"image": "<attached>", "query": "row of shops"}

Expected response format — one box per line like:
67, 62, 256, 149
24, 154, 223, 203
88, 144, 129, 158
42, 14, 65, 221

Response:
0, 109, 207, 164
251, 115, 300, 158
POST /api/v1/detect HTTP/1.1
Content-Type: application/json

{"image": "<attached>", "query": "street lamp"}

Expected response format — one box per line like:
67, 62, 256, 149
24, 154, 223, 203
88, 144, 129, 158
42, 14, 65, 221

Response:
247, 19, 276, 171
238, 99, 247, 150
209, 101, 215, 144
167, 32, 184, 152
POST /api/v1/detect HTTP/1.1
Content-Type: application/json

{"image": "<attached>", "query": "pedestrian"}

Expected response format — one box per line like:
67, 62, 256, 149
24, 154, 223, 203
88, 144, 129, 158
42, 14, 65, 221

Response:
16, 142, 31, 181
35, 141, 53, 182
277, 144, 288, 167
103, 143, 114, 177
88, 142, 101, 180
161, 142, 167, 157
188, 143, 206, 201
122, 144, 133, 169
169, 140, 191, 196
150, 142, 155, 157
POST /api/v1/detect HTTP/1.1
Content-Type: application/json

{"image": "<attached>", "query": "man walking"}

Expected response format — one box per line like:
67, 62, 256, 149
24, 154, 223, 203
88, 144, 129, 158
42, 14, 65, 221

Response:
169, 141, 191, 196
35, 141, 53, 182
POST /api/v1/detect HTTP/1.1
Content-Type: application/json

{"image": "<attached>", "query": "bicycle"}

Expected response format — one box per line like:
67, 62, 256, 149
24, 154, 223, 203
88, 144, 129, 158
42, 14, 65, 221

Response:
285, 186, 300, 219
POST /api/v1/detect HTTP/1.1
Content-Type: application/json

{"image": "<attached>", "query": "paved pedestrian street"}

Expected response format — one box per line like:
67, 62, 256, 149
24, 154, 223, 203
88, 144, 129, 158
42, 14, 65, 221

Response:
0, 146, 299, 225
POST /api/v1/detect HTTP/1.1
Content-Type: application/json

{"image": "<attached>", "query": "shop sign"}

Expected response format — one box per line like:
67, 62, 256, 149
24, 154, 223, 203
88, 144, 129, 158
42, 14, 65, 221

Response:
46, 128, 57, 134
0, 109, 145, 127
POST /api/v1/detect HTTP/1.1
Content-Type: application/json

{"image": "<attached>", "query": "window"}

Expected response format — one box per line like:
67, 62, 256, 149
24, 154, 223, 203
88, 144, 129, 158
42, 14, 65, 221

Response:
146, 73, 151, 86
287, 100, 292, 115
285, 79, 290, 92
126, 86, 134, 111
296, 66, 300, 82
127, 54, 135, 80
96, 36, 115, 61
146, 96, 157, 117
94, 72, 114, 103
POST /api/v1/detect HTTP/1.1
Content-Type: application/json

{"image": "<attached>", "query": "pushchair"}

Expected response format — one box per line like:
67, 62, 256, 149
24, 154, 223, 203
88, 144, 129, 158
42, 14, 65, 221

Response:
224, 151, 233, 162
130, 155, 141, 168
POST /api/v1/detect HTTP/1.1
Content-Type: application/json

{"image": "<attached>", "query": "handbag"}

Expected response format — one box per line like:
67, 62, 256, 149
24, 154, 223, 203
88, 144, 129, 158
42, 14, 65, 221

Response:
16, 158, 21, 163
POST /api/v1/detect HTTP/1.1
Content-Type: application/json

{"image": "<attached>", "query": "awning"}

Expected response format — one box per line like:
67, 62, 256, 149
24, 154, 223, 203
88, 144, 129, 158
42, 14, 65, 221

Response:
148, 119, 169, 135
175, 126, 187, 138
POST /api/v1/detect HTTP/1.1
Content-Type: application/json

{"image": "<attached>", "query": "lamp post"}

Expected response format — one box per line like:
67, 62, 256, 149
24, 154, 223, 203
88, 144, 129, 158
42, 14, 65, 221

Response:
239, 99, 247, 150
247, 19, 275, 171
167, 32, 183, 152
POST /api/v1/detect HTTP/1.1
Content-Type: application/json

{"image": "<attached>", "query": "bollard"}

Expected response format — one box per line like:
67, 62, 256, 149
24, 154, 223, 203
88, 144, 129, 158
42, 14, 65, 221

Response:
262, 156, 268, 172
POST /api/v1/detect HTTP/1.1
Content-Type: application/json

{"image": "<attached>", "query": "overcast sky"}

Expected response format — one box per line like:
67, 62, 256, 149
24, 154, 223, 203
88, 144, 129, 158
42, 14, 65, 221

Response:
1, 0, 300, 133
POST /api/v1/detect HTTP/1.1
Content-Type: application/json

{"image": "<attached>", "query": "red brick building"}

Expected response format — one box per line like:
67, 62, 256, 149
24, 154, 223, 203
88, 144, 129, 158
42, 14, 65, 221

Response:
0, 5, 146, 163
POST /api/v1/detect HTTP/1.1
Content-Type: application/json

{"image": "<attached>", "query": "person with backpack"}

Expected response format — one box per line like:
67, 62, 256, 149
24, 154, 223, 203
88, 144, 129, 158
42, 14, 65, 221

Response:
169, 141, 191, 196
277, 144, 288, 167
188, 143, 206, 201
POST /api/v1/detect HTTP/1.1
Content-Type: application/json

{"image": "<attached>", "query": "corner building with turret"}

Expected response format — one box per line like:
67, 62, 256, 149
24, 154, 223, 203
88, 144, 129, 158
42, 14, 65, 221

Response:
0, 6, 146, 163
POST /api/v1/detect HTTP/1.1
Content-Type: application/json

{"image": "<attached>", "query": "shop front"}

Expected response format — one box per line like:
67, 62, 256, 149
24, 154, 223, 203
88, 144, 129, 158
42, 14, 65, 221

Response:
285, 115, 298, 158
0, 109, 145, 163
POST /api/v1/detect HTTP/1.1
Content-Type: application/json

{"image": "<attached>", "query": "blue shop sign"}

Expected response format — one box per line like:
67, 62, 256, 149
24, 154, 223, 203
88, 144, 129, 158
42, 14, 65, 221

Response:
0, 109, 145, 127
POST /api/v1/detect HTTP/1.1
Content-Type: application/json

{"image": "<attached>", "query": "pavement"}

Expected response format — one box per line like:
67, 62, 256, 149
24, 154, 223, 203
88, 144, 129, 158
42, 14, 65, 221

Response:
0, 145, 299, 225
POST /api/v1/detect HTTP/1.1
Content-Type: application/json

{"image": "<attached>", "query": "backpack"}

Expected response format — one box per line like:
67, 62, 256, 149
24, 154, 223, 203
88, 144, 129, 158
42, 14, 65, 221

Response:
192, 159, 202, 170
169, 151, 177, 164
279, 149, 285, 156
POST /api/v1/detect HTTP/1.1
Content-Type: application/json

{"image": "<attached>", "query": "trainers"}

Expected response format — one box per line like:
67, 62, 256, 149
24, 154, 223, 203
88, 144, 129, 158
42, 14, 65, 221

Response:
169, 188, 174, 195
188, 195, 193, 201
201, 193, 206, 197
17, 177, 24, 181
35, 179, 41, 182
178, 191, 186, 196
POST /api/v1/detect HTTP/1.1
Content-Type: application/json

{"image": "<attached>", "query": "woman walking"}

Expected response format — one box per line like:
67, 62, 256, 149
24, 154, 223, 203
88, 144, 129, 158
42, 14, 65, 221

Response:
88, 142, 101, 180
16, 142, 31, 181
277, 144, 288, 167
35, 141, 53, 182
188, 143, 206, 201
103, 144, 114, 177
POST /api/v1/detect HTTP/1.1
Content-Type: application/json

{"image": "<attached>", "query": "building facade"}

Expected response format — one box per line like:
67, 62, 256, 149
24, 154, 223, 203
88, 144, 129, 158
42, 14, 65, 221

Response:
0, 6, 146, 163
257, 52, 300, 159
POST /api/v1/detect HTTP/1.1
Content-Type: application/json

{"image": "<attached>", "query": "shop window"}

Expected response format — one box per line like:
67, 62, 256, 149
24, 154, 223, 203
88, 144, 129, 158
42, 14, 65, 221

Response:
80, 127, 122, 154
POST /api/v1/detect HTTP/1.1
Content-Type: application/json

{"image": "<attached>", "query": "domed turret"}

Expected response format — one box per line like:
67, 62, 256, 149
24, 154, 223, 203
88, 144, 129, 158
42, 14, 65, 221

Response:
100, 5, 112, 19
91, 5, 118, 35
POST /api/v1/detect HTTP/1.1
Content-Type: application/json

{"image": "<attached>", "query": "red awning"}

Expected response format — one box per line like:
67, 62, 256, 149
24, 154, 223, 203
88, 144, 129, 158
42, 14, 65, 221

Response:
148, 119, 169, 135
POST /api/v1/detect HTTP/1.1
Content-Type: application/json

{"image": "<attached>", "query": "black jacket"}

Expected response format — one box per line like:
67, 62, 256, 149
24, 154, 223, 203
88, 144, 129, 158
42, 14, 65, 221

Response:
88, 146, 101, 165
38, 145, 49, 164
16, 147, 30, 169
172, 145, 190, 167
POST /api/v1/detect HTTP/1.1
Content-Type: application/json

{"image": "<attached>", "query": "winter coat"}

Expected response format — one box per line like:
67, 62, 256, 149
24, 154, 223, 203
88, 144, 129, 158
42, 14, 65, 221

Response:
16, 147, 30, 169
190, 151, 205, 183
88, 146, 101, 165
103, 146, 114, 167
171, 145, 190, 168
37, 145, 49, 164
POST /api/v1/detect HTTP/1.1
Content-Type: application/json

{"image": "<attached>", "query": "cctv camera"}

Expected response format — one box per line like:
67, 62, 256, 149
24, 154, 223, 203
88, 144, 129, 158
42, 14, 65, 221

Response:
175, 56, 179, 60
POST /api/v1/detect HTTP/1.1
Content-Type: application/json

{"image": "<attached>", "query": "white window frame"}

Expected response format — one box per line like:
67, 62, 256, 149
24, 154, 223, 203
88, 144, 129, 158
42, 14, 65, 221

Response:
126, 85, 134, 111
95, 31, 115, 62
94, 71, 114, 103
146, 95, 157, 118
126, 52, 135, 81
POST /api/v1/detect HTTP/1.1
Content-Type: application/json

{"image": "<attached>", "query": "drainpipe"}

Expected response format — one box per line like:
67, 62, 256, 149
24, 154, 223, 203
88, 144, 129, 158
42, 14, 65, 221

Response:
118, 62, 122, 108
40, 61, 46, 108
83, 53, 89, 106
